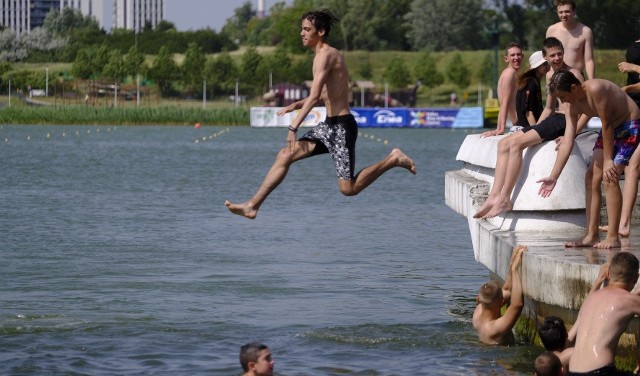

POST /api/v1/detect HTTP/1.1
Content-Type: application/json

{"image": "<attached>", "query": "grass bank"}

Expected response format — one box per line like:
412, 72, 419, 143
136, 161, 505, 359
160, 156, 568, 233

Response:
0, 105, 249, 126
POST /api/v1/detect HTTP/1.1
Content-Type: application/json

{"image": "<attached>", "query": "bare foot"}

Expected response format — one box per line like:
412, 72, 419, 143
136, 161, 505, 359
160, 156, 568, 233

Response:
482, 196, 512, 219
391, 148, 417, 175
473, 196, 496, 218
565, 234, 599, 248
598, 224, 630, 237
594, 237, 621, 249
225, 200, 258, 219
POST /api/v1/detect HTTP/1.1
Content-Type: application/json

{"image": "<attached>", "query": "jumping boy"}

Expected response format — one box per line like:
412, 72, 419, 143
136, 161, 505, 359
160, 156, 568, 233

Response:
225, 9, 416, 219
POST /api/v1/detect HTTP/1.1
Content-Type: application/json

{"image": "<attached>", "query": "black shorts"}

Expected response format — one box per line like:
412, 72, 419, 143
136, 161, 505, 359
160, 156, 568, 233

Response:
299, 114, 358, 180
522, 113, 566, 141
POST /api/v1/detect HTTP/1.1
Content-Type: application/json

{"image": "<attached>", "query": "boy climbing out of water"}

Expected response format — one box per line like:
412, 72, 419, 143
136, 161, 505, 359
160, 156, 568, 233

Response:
538, 71, 640, 249
567, 252, 640, 375
224, 9, 416, 219
473, 245, 526, 345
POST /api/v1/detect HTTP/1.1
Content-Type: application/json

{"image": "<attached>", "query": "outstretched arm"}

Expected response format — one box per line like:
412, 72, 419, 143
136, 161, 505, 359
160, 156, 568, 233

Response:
502, 245, 527, 303
623, 83, 640, 94
492, 246, 526, 336
619, 62, 640, 75
537, 106, 578, 197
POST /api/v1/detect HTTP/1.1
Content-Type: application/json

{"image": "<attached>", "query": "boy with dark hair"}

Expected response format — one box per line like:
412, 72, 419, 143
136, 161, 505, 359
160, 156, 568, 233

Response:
542, 71, 640, 248
225, 9, 416, 219
240, 342, 274, 376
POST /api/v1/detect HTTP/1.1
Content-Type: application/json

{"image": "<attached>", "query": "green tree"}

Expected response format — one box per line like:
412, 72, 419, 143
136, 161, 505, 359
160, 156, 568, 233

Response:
406, 0, 486, 51
240, 46, 263, 94
204, 52, 239, 96
414, 51, 444, 88
383, 56, 412, 89
123, 44, 145, 78
181, 42, 206, 95
102, 50, 125, 83
477, 53, 493, 87
446, 53, 471, 89
71, 48, 94, 79
221, 1, 256, 45
148, 46, 179, 97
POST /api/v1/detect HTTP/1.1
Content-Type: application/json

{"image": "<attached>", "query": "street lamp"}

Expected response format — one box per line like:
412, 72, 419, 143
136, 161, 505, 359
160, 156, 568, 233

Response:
45, 67, 49, 97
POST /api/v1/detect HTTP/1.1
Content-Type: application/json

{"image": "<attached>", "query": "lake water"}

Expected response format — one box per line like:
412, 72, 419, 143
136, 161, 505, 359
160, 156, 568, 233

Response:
0, 125, 538, 375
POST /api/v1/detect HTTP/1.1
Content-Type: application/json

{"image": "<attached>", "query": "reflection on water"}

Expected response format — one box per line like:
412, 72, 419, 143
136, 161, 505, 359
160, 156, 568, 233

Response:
0, 125, 538, 374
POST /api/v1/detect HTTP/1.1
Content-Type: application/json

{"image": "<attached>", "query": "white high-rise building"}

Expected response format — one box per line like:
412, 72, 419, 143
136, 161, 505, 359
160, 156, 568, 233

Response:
61, 0, 106, 30
0, 0, 30, 35
114, 0, 164, 31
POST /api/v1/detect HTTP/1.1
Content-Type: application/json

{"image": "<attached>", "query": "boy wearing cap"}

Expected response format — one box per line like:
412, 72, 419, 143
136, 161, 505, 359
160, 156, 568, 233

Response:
474, 37, 586, 219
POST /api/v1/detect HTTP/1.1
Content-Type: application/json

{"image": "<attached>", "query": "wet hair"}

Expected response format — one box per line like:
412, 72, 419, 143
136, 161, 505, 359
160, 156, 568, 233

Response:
301, 9, 338, 38
534, 351, 562, 376
239, 342, 268, 372
504, 42, 522, 55
609, 252, 640, 287
478, 280, 502, 305
538, 316, 568, 351
548, 69, 580, 95
554, 0, 576, 10
542, 37, 564, 56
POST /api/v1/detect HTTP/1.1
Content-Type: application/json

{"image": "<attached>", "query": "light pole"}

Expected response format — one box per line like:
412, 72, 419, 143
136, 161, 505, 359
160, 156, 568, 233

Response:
45, 67, 49, 97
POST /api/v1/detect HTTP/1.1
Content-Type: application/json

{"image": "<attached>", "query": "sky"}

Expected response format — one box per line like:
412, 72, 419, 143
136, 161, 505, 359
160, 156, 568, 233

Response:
103, 0, 294, 32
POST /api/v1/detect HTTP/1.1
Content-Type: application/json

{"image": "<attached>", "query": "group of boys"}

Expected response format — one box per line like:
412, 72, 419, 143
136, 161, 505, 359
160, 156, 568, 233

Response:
474, 1, 640, 375
476, 0, 640, 251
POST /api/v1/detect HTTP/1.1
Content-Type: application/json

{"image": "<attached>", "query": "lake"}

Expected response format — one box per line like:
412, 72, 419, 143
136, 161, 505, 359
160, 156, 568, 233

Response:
0, 125, 537, 375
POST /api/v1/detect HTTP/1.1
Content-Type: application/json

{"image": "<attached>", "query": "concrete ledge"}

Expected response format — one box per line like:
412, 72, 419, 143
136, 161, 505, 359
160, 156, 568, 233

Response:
456, 133, 598, 211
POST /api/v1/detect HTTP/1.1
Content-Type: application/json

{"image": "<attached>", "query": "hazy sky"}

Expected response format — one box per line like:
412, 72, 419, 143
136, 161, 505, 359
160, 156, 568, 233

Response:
103, 0, 294, 31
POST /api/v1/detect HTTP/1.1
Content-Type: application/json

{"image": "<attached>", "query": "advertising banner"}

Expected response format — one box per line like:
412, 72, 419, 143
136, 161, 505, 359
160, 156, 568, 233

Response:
251, 106, 483, 128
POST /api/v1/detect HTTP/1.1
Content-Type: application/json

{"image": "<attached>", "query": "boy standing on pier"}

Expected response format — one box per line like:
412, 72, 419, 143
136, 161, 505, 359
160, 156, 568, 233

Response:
473, 245, 526, 345
539, 71, 640, 249
567, 252, 640, 375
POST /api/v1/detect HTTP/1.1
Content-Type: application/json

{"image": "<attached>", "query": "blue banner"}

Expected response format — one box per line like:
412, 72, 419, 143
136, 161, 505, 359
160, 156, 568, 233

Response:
350, 107, 483, 128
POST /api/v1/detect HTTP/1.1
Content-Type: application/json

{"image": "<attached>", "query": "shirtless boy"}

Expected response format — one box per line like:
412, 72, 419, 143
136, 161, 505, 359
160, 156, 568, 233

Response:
540, 71, 640, 249
473, 245, 526, 345
481, 42, 523, 137
546, 0, 595, 79
225, 9, 416, 219
567, 252, 640, 375
240, 342, 274, 376
474, 37, 586, 219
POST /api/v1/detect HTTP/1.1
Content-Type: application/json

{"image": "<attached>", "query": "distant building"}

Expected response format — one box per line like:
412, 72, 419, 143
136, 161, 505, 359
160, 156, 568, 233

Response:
0, 0, 106, 35
113, 0, 164, 31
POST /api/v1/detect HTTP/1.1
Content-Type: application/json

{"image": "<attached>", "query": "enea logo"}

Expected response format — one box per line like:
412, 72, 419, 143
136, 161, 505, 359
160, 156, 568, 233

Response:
373, 110, 403, 124
350, 110, 367, 124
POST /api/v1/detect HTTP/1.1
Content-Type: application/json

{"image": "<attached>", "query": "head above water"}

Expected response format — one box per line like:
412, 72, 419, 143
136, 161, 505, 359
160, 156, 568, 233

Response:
609, 252, 640, 289
478, 280, 502, 306
534, 351, 563, 376
301, 9, 338, 39
539, 316, 568, 351
240, 342, 271, 373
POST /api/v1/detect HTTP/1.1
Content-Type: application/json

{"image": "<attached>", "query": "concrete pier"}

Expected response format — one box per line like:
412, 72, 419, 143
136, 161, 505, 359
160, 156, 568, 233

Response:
445, 133, 640, 344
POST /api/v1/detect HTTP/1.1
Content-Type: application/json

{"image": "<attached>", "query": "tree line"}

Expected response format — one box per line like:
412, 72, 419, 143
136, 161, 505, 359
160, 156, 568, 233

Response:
0, 0, 637, 101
